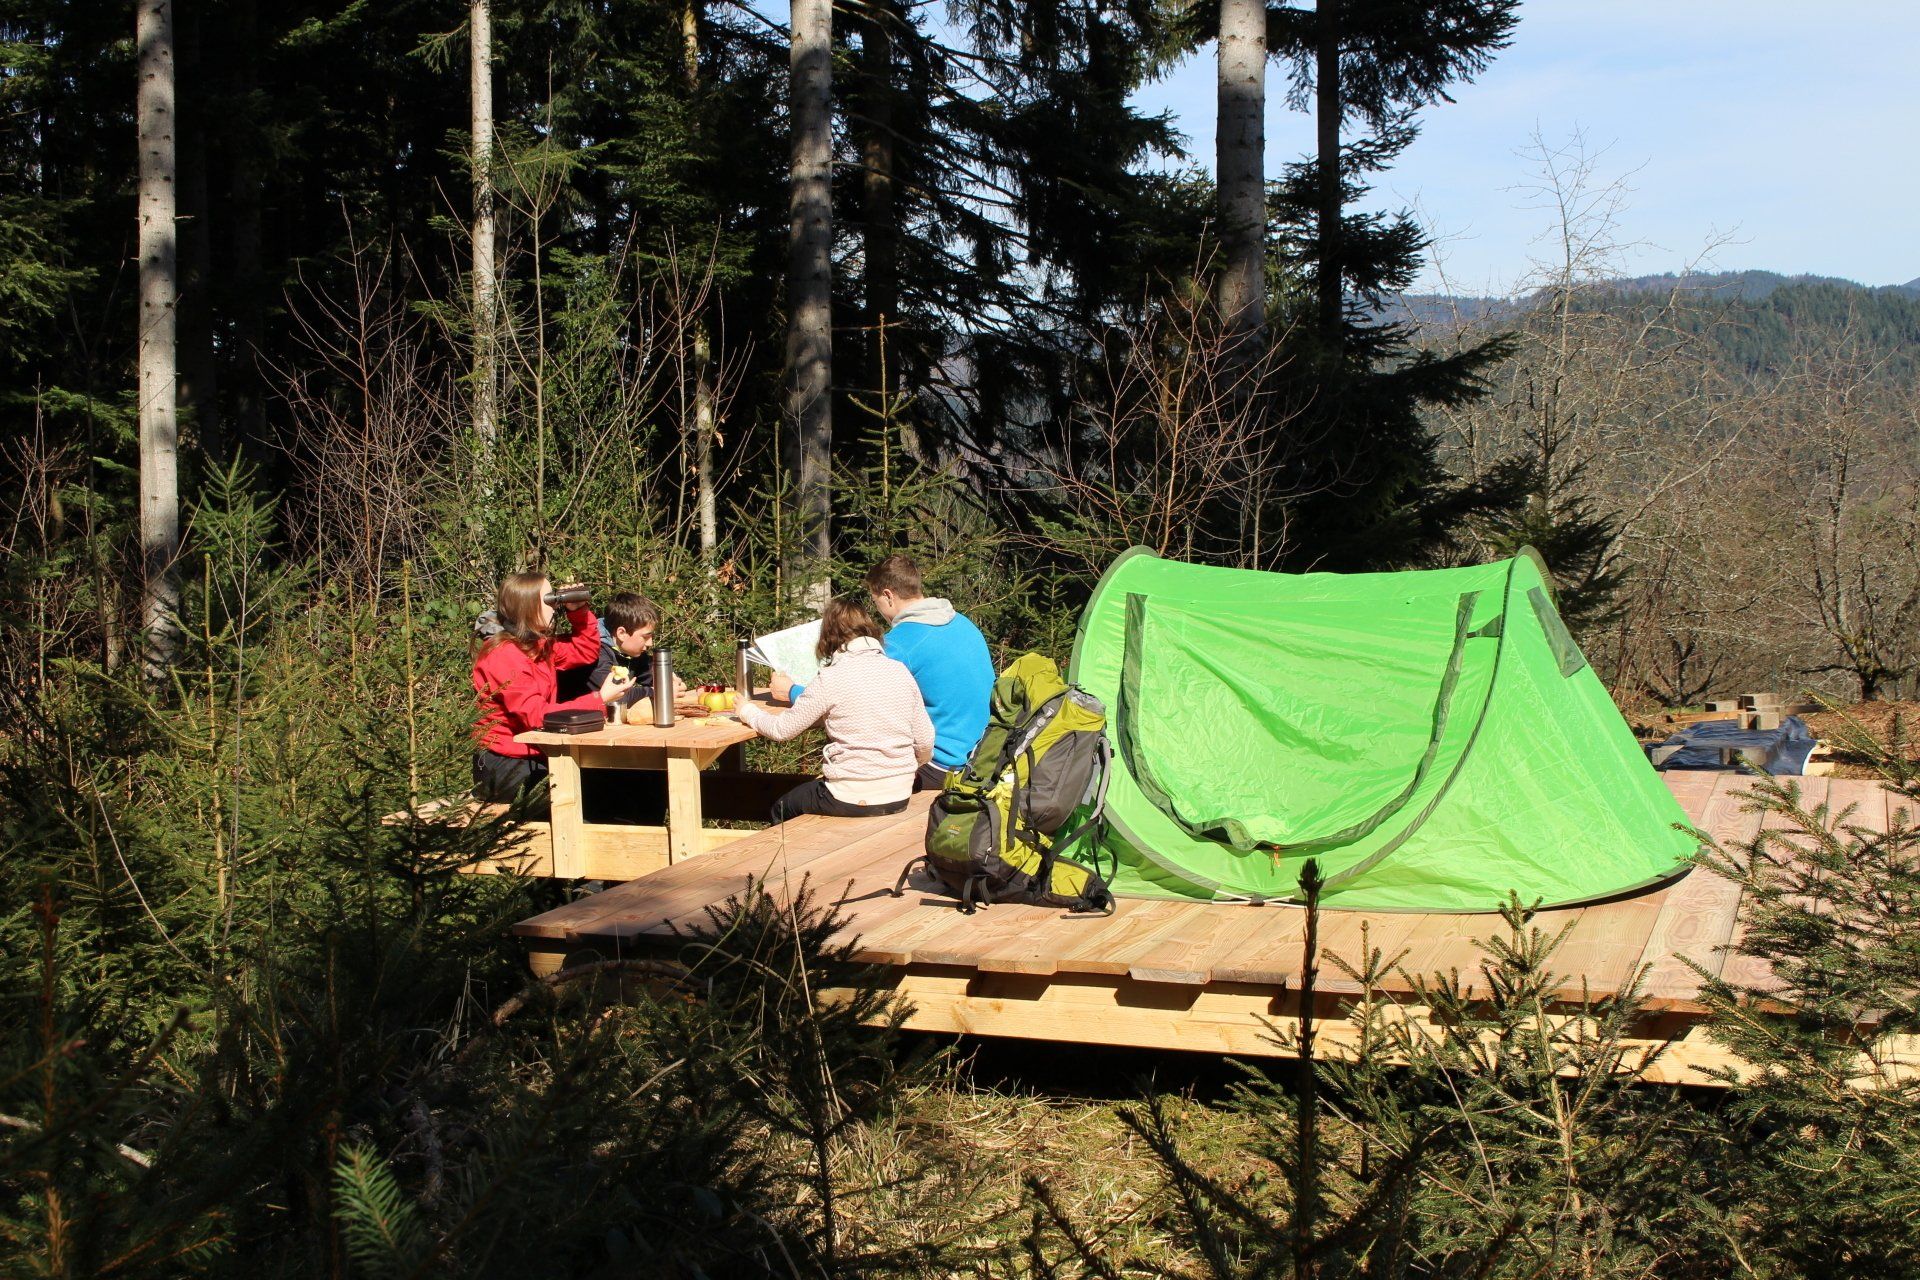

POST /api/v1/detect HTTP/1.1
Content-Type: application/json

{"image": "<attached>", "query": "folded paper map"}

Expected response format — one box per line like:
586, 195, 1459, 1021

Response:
744, 618, 823, 685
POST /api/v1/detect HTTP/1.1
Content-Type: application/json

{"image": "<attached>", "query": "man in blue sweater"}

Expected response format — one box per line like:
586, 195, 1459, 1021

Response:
774, 555, 994, 789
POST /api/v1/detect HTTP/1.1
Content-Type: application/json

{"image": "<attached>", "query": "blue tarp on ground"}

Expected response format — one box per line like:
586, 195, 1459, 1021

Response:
1648, 716, 1818, 775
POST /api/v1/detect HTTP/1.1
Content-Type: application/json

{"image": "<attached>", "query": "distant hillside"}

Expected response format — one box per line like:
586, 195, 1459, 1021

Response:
1602, 269, 1920, 302
1392, 270, 1920, 382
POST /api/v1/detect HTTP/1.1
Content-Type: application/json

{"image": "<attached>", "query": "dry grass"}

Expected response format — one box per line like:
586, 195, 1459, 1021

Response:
1803, 699, 1920, 774
829, 1063, 1271, 1275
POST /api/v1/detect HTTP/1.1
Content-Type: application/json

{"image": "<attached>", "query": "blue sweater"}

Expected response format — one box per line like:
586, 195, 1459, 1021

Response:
792, 601, 994, 768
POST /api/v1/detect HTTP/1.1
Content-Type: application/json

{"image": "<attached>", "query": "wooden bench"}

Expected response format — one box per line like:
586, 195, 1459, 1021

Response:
379, 795, 558, 876
381, 767, 818, 881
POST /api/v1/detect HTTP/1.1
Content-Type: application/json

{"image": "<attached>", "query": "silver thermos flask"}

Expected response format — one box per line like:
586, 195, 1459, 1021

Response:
735, 639, 752, 705
651, 648, 675, 727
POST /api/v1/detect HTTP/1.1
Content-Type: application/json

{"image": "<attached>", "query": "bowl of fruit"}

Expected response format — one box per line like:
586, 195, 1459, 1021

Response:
697, 684, 739, 714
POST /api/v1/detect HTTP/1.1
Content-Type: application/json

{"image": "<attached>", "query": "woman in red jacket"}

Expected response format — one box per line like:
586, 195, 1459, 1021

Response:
471, 573, 632, 802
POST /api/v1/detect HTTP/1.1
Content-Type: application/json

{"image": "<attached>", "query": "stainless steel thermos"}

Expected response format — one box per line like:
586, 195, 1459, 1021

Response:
735, 639, 752, 704
651, 649, 675, 727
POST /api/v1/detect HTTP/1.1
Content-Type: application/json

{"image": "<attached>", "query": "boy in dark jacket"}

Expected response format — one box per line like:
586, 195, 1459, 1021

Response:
576, 592, 685, 716
571, 591, 680, 828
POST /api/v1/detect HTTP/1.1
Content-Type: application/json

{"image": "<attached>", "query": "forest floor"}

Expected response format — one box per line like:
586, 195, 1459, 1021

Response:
842, 1038, 1278, 1269
1802, 700, 1920, 774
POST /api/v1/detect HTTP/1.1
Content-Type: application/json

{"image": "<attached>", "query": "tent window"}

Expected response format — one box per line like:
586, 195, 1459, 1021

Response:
1528, 587, 1587, 677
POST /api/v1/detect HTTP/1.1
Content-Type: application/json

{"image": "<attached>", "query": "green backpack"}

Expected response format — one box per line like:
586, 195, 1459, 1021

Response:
896, 653, 1114, 914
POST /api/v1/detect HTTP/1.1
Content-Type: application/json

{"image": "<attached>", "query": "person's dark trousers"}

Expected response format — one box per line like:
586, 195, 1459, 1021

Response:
472, 750, 548, 807
769, 778, 909, 823
582, 769, 669, 824
914, 762, 954, 792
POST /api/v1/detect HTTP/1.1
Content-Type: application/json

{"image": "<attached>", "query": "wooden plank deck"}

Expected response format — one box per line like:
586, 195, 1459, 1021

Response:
512, 772, 1903, 1086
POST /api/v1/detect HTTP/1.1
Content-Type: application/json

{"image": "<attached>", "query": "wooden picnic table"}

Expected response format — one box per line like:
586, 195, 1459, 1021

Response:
515, 707, 775, 880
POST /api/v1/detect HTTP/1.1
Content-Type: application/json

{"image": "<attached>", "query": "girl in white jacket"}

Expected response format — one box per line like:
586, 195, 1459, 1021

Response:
734, 597, 935, 821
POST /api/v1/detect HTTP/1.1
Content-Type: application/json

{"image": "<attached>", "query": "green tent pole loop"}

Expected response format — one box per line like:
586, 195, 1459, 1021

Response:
1117, 589, 1487, 856
1317, 553, 1524, 894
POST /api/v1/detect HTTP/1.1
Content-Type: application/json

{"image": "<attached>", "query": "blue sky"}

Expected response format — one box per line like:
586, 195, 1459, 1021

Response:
1133, 1, 1920, 294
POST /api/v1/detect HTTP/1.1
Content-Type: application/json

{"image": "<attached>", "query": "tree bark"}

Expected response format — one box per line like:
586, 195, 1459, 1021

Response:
684, 0, 719, 568
137, 0, 180, 684
1315, 0, 1343, 335
470, 0, 499, 473
861, 3, 898, 404
694, 322, 718, 562
176, 1, 219, 462
786, 0, 834, 579
1215, 0, 1265, 345
230, 0, 265, 453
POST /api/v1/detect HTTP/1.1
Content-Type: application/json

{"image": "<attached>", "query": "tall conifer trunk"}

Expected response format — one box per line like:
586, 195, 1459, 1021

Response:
683, 0, 719, 566
470, 0, 499, 475
861, 3, 898, 405
137, 0, 180, 683
176, 2, 219, 461
1315, 0, 1343, 335
1215, 0, 1265, 345
231, 0, 265, 451
786, 0, 834, 582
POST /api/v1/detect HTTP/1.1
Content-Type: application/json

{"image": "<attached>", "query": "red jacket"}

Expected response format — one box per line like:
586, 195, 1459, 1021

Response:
472, 607, 604, 758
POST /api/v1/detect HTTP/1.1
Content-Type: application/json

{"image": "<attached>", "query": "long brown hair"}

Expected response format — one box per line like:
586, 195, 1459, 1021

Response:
815, 596, 883, 661
480, 572, 553, 660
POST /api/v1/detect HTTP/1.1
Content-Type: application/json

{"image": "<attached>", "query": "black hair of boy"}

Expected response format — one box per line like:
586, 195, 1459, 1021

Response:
605, 592, 661, 636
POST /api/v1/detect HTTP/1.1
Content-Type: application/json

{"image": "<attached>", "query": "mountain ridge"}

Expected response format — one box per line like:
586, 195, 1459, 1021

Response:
1390, 268, 1920, 329
1390, 269, 1920, 383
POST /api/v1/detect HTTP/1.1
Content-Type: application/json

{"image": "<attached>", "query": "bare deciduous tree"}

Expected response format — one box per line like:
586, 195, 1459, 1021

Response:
1769, 351, 1920, 700
276, 248, 461, 598
1429, 130, 1756, 693
662, 240, 752, 577
1020, 287, 1305, 575
279, 226, 744, 604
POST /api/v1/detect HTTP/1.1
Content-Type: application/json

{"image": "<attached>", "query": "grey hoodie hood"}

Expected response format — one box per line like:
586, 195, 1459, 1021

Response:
890, 596, 956, 628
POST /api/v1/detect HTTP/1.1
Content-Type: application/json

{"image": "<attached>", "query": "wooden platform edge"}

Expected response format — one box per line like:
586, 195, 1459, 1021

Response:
512, 775, 1915, 1089
857, 965, 1920, 1089
512, 936, 1785, 1089
514, 947, 1895, 1090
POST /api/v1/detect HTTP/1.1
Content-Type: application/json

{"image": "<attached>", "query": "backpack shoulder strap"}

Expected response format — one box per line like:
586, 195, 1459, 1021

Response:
1049, 734, 1111, 858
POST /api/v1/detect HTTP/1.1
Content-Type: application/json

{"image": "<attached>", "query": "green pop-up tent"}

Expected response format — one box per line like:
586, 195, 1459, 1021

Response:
1067, 548, 1696, 912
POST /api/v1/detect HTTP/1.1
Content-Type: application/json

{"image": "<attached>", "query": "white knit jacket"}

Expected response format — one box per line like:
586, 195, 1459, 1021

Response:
734, 636, 935, 804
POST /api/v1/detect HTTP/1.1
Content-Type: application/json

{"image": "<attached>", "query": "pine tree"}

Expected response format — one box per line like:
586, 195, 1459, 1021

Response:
1694, 747, 1920, 1275
1264, 0, 1522, 568
1026, 875, 1721, 1278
